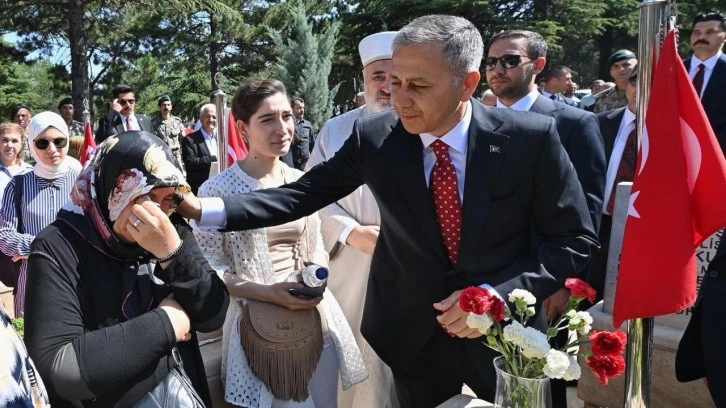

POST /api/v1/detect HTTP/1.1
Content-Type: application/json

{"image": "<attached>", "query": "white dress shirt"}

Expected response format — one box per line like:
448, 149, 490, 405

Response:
689, 50, 723, 99
419, 102, 473, 202
120, 114, 137, 131
200, 128, 218, 157
496, 91, 540, 111
602, 108, 636, 215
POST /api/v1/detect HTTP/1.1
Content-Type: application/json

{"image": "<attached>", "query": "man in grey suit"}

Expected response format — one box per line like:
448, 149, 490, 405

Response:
176, 15, 598, 407
95, 84, 152, 144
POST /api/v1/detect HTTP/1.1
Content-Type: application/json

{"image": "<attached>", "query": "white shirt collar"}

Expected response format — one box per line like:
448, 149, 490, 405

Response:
622, 107, 636, 128
496, 90, 540, 112
419, 102, 472, 154
692, 50, 723, 71
200, 128, 216, 140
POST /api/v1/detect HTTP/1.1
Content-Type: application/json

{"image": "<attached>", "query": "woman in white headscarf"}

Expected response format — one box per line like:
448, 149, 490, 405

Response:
0, 111, 82, 317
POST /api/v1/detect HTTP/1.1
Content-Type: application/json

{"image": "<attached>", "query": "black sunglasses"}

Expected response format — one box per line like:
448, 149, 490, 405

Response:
118, 99, 136, 106
484, 55, 533, 71
34, 137, 68, 150
628, 76, 638, 86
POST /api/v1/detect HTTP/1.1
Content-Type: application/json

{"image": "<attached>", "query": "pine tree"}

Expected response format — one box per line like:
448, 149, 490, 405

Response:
269, 1, 340, 129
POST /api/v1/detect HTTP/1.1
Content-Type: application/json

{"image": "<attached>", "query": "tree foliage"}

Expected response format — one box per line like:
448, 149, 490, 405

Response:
269, 1, 340, 129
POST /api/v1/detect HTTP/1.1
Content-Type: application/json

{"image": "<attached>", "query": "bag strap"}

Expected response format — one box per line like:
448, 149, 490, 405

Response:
13, 174, 24, 234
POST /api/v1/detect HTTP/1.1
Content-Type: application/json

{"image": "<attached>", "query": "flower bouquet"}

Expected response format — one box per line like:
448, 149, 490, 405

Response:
459, 278, 626, 408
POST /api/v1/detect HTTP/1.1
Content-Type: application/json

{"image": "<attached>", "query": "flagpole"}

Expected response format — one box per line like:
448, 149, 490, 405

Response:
624, 1, 672, 407
212, 72, 228, 173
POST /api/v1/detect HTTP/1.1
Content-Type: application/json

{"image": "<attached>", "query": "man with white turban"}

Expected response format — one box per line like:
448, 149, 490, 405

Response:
305, 31, 399, 408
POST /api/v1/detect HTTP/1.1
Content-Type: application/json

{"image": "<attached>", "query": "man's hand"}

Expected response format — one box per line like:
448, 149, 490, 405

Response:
346, 225, 379, 254
433, 290, 484, 339
543, 288, 571, 321
174, 193, 202, 221
110, 99, 122, 113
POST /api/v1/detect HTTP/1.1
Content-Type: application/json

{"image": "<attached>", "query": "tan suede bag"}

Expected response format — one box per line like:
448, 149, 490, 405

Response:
240, 300, 324, 401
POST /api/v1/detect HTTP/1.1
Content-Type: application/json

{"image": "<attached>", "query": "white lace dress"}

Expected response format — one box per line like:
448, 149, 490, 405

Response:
194, 163, 368, 407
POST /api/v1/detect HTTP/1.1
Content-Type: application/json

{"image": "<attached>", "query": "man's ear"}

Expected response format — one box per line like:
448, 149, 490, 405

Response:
461, 70, 482, 102
534, 57, 547, 74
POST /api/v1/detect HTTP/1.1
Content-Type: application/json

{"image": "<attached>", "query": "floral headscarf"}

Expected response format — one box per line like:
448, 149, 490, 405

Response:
68, 131, 190, 245
59, 131, 190, 320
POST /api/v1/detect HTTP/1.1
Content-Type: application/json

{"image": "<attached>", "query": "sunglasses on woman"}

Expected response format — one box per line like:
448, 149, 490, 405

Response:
34, 137, 68, 150
484, 55, 533, 71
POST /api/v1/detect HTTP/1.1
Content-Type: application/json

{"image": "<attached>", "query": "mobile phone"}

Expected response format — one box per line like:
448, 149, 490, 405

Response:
288, 287, 324, 298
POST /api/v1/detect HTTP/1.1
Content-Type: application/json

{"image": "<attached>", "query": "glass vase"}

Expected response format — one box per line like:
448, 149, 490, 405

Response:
493, 356, 552, 408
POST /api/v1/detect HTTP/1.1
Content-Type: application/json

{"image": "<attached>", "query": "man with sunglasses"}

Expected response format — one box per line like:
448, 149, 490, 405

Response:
95, 84, 152, 144
486, 29, 605, 407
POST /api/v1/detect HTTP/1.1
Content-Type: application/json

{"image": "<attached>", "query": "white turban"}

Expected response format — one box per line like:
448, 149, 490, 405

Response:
26, 111, 77, 179
358, 31, 397, 67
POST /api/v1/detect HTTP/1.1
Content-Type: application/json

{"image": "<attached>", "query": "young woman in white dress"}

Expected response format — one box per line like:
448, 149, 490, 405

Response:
194, 78, 367, 408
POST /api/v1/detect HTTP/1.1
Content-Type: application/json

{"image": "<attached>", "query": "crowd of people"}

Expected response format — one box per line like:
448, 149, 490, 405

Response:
0, 10, 724, 408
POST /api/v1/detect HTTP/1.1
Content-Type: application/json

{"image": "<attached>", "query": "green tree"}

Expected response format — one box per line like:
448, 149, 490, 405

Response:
269, 1, 340, 129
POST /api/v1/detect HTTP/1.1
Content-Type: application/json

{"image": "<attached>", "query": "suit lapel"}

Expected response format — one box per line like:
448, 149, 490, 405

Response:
602, 108, 625, 161
702, 55, 726, 104
390, 121, 451, 266
457, 104, 509, 270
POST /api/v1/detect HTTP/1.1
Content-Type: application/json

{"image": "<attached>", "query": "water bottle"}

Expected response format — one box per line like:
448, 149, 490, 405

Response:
300, 264, 328, 288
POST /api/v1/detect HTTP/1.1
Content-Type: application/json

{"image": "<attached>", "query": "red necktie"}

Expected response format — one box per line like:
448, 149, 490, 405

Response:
607, 126, 637, 215
692, 63, 705, 98
430, 140, 462, 265
126, 116, 137, 131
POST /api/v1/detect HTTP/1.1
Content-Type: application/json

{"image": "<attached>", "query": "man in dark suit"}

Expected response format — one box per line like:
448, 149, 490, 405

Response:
593, 68, 638, 306
486, 29, 606, 407
676, 12, 726, 407
181, 103, 218, 194
95, 84, 152, 144
538, 65, 578, 107
176, 15, 598, 407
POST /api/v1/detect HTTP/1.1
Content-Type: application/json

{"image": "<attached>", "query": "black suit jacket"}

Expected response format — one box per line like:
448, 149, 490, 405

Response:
530, 95, 606, 233
218, 101, 598, 370
181, 130, 217, 194
684, 55, 726, 155
597, 107, 626, 163
94, 111, 152, 144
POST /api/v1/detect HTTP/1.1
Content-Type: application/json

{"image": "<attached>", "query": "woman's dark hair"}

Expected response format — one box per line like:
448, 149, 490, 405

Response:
231, 78, 287, 123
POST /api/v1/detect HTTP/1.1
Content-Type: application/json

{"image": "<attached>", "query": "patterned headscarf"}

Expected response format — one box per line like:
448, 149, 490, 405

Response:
59, 131, 190, 319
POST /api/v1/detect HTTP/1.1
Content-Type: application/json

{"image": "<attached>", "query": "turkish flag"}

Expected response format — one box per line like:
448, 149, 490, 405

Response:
80, 121, 96, 165
227, 111, 247, 165
612, 29, 726, 328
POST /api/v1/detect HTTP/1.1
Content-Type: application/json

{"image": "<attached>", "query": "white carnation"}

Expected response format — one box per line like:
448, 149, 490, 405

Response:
543, 349, 570, 379
520, 327, 551, 359
503, 321, 527, 345
562, 355, 582, 381
571, 311, 593, 334
466, 313, 494, 334
508, 289, 537, 305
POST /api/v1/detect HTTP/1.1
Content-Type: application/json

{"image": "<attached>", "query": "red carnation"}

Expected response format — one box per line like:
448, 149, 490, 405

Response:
459, 287, 493, 315
590, 330, 627, 356
587, 354, 626, 385
489, 296, 507, 322
565, 278, 597, 303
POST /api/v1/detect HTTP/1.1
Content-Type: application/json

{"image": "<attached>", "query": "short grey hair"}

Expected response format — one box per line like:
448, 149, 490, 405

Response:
200, 103, 216, 116
393, 15, 483, 85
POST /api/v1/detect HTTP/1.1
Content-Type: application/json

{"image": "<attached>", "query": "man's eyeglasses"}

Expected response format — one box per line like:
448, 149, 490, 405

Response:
118, 99, 136, 106
484, 55, 533, 71
34, 137, 68, 150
